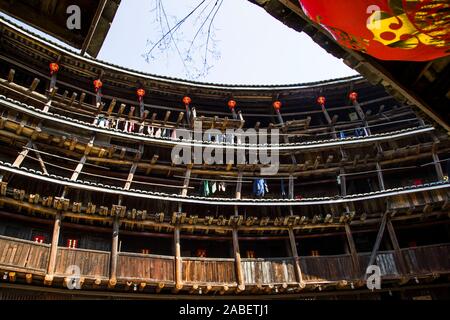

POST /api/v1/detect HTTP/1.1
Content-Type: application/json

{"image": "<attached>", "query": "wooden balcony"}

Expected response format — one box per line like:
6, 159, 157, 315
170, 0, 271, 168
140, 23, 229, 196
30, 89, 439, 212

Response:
241, 258, 297, 285
54, 247, 110, 279
181, 257, 236, 285
300, 254, 355, 283
117, 252, 174, 283
0, 235, 449, 292
0, 235, 49, 274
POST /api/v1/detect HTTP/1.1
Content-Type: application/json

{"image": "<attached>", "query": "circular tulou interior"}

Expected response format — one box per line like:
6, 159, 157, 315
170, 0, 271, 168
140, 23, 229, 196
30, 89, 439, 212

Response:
0, 1, 449, 301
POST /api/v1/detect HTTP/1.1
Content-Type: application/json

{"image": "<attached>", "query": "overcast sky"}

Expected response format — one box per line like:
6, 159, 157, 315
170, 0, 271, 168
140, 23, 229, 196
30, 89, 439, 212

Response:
98, 0, 358, 85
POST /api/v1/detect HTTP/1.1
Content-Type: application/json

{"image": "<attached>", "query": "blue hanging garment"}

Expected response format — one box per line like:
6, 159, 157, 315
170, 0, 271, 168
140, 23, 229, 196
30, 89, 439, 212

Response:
253, 179, 268, 197
339, 131, 346, 139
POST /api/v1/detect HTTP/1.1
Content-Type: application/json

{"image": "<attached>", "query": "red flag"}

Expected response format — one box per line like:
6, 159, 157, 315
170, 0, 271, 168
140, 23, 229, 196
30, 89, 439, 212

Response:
298, 0, 449, 61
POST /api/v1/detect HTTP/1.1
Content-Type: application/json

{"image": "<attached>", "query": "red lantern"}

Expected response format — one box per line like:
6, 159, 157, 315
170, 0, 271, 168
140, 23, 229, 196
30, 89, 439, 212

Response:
49, 62, 59, 75
137, 88, 146, 101
183, 96, 192, 106
273, 101, 282, 111
317, 96, 326, 106
349, 92, 358, 102
93, 79, 103, 92
228, 100, 237, 110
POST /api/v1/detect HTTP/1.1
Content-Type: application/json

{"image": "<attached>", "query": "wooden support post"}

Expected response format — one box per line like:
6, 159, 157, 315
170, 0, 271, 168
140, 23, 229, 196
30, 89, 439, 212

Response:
386, 220, 408, 276
174, 227, 183, 292
109, 216, 120, 287
288, 228, 304, 287
345, 224, 361, 278
340, 168, 347, 197
367, 212, 388, 274
376, 163, 385, 191
45, 212, 62, 285
232, 229, 245, 292
32, 144, 48, 175
12, 141, 33, 168
432, 152, 445, 181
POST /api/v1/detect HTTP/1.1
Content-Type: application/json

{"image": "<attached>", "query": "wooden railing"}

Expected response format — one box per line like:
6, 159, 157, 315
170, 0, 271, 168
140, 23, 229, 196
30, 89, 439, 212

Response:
0, 235, 49, 273
181, 257, 236, 285
54, 247, 110, 278
299, 254, 355, 283
241, 258, 297, 285
0, 235, 449, 287
358, 251, 400, 279
402, 244, 450, 275
117, 252, 174, 283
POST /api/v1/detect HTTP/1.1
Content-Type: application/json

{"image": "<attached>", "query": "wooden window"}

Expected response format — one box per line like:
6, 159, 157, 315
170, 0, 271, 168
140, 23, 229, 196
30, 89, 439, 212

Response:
67, 239, 79, 249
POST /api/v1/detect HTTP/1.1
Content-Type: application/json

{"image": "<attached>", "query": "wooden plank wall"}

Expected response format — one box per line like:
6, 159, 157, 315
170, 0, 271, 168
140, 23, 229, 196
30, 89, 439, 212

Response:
182, 258, 236, 284
117, 252, 174, 282
0, 235, 49, 272
358, 251, 399, 278
54, 247, 110, 278
402, 244, 450, 274
241, 258, 296, 284
300, 255, 354, 282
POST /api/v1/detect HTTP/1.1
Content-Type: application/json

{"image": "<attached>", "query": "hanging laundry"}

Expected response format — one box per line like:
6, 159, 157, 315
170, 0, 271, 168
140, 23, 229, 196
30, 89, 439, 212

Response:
171, 129, 177, 140
355, 128, 367, 137
201, 181, 210, 197
280, 179, 286, 198
154, 128, 162, 138
218, 182, 226, 192
339, 131, 346, 139
253, 179, 268, 197
147, 126, 154, 136
211, 182, 217, 194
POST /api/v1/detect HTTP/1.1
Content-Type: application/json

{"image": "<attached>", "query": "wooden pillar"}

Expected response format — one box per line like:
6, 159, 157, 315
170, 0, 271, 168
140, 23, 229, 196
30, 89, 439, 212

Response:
432, 152, 445, 181
45, 212, 61, 284
376, 163, 386, 191
109, 216, 120, 287
345, 224, 361, 278
288, 228, 304, 287
386, 220, 408, 276
367, 212, 388, 273
174, 227, 183, 292
232, 229, 245, 292
340, 168, 347, 196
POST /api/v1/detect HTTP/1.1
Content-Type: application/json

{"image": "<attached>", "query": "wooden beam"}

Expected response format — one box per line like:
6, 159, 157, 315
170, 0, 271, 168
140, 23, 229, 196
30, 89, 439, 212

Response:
288, 228, 303, 286
367, 212, 388, 273
109, 216, 120, 284
46, 212, 62, 278
345, 223, 361, 277
174, 227, 183, 292
386, 219, 408, 275
376, 163, 385, 191
232, 229, 245, 292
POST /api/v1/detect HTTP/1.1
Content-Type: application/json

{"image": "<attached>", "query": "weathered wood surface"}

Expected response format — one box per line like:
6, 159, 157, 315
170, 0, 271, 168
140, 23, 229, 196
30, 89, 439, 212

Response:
55, 247, 110, 278
0, 235, 49, 272
182, 257, 236, 284
402, 244, 450, 275
117, 252, 174, 282
359, 251, 400, 278
299, 254, 355, 282
241, 258, 296, 284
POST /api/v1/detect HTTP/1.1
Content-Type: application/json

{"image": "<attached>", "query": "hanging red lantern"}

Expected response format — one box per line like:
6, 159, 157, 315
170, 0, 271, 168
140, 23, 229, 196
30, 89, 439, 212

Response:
183, 96, 192, 106
349, 92, 358, 102
49, 62, 59, 75
228, 100, 237, 110
93, 79, 103, 92
137, 88, 146, 101
273, 101, 282, 111
317, 96, 326, 106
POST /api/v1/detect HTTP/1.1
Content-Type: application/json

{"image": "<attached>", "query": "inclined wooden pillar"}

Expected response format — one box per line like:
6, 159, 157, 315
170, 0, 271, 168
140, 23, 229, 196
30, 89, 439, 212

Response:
288, 228, 304, 288
367, 212, 388, 273
432, 152, 445, 181
340, 168, 347, 196
174, 227, 183, 292
345, 224, 361, 278
232, 229, 245, 292
376, 163, 386, 191
109, 216, 120, 288
386, 220, 408, 277
45, 212, 62, 285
